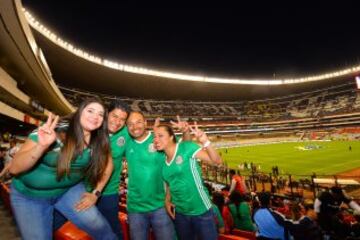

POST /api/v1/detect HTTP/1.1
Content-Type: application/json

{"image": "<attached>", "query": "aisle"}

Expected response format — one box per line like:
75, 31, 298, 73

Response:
0, 199, 21, 239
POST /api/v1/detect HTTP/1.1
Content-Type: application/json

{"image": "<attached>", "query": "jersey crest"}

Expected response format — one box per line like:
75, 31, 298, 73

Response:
117, 136, 126, 147
175, 155, 183, 165
148, 143, 156, 153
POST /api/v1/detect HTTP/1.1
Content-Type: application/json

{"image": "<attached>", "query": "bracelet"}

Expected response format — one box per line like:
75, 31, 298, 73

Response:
202, 140, 211, 148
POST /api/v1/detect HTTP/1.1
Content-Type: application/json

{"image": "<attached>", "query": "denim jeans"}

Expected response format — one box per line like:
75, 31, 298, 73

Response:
10, 183, 117, 240
96, 194, 123, 240
54, 193, 123, 240
174, 209, 218, 240
128, 207, 175, 240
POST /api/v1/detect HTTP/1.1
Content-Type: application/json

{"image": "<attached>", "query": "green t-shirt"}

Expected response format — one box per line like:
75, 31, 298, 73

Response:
12, 130, 91, 198
101, 127, 130, 195
162, 141, 212, 215
125, 132, 166, 213
228, 202, 255, 231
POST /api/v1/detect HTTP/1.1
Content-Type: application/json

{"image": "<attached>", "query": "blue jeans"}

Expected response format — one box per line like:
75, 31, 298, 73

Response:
54, 194, 123, 240
96, 194, 123, 239
174, 209, 218, 240
10, 183, 117, 240
128, 207, 175, 240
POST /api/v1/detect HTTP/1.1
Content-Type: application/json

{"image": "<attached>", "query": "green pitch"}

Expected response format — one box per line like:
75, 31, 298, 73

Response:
218, 140, 360, 176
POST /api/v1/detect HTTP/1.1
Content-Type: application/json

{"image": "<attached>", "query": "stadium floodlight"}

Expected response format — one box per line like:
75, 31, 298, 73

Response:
23, 8, 360, 86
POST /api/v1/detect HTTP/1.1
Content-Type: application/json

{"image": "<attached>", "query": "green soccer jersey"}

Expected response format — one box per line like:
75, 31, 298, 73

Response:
228, 202, 255, 231
162, 141, 212, 215
125, 132, 166, 213
101, 127, 130, 195
12, 130, 91, 198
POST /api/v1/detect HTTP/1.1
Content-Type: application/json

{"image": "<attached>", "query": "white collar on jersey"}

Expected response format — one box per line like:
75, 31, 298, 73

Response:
166, 143, 179, 166
134, 131, 151, 144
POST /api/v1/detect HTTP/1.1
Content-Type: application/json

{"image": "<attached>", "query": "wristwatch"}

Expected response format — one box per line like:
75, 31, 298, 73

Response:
92, 189, 101, 198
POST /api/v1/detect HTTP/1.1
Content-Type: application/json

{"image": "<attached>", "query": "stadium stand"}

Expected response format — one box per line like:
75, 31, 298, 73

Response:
58, 80, 360, 139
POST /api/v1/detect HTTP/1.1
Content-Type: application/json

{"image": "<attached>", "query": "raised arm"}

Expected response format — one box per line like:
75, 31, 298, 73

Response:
9, 113, 59, 175
190, 122, 222, 165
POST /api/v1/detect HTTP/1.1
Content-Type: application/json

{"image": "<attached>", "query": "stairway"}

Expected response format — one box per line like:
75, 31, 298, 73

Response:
0, 199, 21, 239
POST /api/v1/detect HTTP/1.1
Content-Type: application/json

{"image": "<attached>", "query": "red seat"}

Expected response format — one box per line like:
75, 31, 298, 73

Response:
218, 234, 250, 240
54, 221, 92, 240
118, 212, 130, 240
232, 229, 256, 240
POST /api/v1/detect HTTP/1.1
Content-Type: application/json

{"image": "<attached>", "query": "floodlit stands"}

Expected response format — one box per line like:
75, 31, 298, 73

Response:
59, 80, 360, 135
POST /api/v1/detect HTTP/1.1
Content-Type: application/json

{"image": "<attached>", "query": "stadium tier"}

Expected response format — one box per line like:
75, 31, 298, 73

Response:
59, 79, 360, 135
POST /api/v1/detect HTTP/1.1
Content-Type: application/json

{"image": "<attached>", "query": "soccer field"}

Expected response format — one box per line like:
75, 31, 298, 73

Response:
218, 140, 360, 176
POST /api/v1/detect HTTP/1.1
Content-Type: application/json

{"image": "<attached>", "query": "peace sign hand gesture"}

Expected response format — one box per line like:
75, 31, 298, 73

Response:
38, 113, 59, 148
189, 122, 208, 145
170, 115, 189, 133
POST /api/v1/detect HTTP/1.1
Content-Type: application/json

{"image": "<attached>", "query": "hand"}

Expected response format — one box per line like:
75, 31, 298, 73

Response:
75, 192, 98, 212
189, 122, 208, 145
165, 200, 176, 219
170, 115, 189, 133
38, 113, 59, 147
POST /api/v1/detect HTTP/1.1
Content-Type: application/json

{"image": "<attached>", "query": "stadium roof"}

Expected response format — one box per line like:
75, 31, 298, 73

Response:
22, 2, 360, 101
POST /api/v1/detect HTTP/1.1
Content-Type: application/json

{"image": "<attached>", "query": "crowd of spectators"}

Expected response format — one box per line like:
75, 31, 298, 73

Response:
59, 81, 360, 122
0, 138, 21, 182
205, 182, 360, 240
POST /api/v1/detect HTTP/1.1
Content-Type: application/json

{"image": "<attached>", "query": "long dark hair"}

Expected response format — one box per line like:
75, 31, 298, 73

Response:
212, 192, 225, 213
57, 98, 110, 187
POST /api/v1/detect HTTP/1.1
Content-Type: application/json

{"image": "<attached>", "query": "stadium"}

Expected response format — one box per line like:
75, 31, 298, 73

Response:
1, 1, 360, 239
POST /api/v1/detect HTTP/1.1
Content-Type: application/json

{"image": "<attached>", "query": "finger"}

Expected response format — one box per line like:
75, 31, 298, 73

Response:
75, 201, 85, 211
170, 120, 177, 127
76, 204, 87, 211
50, 115, 59, 130
78, 203, 90, 211
44, 113, 53, 127
189, 125, 195, 134
176, 115, 181, 123
39, 126, 51, 135
166, 208, 174, 219
194, 121, 199, 131
75, 195, 87, 208
76, 199, 91, 211
154, 117, 161, 128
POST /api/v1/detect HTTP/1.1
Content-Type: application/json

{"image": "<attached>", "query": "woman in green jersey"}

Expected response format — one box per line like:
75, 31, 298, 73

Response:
9, 98, 116, 240
53, 99, 130, 240
223, 191, 255, 232
154, 123, 222, 240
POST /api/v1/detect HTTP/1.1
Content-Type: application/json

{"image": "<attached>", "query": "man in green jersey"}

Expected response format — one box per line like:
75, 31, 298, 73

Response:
94, 100, 130, 239
125, 111, 175, 240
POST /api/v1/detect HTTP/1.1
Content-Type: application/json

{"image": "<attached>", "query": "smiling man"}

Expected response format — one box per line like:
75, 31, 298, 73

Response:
125, 111, 175, 240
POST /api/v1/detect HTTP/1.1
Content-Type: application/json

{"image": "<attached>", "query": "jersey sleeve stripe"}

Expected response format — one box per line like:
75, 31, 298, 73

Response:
190, 157, 212, 209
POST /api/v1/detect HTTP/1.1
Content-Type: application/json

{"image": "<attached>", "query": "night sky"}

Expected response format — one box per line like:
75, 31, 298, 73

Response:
22, 1, 360, 79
